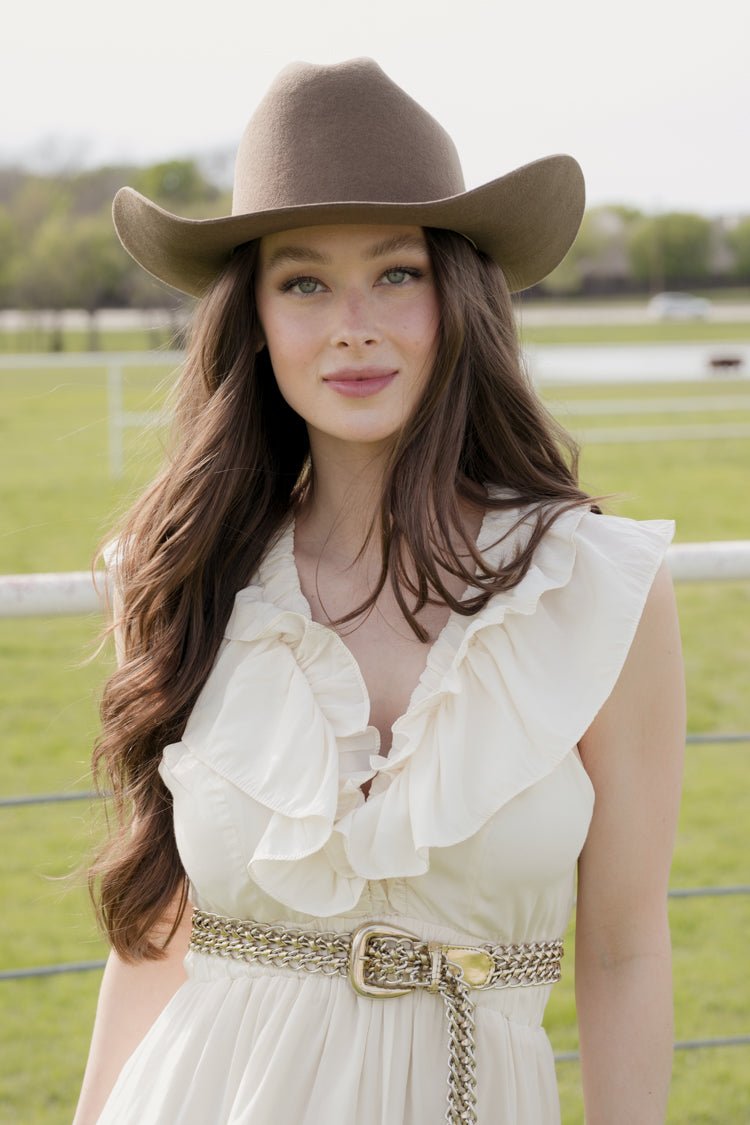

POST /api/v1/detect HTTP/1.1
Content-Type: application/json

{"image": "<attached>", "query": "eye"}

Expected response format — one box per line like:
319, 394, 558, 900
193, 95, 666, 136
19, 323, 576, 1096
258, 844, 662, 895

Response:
380, 266, 422, 285
281, 276, 324, 295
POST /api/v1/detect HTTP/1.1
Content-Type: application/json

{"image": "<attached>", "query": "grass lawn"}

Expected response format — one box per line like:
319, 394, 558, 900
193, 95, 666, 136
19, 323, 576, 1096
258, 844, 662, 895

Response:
1, 358, 749, 1123
522, 321, 750, 344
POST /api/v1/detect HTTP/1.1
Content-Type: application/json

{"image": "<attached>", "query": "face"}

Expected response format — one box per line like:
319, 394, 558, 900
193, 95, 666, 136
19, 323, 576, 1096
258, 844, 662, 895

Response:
255, 224, 440, 454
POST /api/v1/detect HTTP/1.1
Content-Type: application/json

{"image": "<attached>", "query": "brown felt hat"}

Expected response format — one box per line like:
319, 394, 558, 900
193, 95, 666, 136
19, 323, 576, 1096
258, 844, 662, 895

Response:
113, 58, 585, 297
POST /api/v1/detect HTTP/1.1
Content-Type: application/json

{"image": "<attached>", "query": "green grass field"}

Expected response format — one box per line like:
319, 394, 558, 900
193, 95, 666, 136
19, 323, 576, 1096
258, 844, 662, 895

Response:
1, 351, 749, 1123
522, 321, 750, 345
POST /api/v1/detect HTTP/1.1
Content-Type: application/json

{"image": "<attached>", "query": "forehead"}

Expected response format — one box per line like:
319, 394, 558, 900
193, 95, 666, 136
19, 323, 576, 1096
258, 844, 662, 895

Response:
258, 223, 428, 267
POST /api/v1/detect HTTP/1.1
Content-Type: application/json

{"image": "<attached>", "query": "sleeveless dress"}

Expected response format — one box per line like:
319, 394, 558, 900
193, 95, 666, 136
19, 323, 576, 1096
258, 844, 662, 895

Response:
96, 502, 674, 1124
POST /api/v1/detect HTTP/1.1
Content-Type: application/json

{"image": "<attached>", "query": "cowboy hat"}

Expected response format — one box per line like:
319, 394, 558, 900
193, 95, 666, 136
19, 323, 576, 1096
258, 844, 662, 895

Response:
113, 58, 585, 297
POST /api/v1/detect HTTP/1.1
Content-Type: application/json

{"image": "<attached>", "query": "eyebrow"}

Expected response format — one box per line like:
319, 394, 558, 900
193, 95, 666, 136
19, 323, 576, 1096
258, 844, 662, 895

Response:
264, 232, 428, 272
363, 233, 428, 260
264, 245, 331, 270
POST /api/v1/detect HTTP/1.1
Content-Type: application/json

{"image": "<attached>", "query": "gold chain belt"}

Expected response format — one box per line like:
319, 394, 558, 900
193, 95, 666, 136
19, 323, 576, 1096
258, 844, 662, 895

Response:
190, 909, 563, 1125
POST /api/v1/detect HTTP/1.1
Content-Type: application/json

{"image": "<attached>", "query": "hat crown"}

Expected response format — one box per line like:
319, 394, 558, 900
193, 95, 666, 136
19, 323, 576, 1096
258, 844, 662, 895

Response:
232, 58, 466, 216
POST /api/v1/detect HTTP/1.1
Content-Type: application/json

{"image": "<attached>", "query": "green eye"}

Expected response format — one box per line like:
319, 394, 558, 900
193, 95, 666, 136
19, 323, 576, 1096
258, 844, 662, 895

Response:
296, 278, 319, 295
384, 269, 408, 284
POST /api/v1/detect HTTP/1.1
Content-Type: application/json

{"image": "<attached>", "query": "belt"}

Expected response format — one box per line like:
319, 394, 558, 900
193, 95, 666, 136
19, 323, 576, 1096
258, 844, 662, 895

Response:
190, 909, 563, 1125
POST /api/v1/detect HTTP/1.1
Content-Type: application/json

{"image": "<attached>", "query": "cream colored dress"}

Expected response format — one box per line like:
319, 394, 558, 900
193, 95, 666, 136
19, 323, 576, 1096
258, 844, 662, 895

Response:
96, 503, 673, 1124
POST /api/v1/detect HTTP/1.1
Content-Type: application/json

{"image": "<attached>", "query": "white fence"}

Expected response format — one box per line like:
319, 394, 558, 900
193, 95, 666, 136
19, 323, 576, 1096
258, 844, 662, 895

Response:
3, 349, 749, 478
2, 541, 750, 619
0, 351, 182, 477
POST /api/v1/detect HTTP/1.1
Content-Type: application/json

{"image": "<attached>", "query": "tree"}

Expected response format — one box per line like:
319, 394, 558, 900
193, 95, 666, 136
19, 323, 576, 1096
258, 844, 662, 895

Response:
12, 213, 129, 349
11, 216, 75, 349
68, 165, 140, 217
133, 160, 220, 211
726, 217, 750, 282
66, 215, 133, 346
0, 204, 19, 305
628, 212, 712, 289
9, 174, 70, 241
542, 207, 638, 295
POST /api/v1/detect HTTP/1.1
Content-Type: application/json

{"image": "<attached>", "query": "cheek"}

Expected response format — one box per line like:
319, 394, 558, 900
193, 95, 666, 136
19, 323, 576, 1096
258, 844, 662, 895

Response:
259, 319, 323, 418
261, 310, 315, 376
405, 295, 440, 367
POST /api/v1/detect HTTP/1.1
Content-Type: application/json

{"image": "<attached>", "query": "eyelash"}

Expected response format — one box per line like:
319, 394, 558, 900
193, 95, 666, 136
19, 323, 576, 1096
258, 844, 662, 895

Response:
280, 265, 424, 295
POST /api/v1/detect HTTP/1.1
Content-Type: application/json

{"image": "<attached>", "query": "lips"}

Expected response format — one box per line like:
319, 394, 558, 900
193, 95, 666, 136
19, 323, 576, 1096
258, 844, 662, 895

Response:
322, 367, 398, 398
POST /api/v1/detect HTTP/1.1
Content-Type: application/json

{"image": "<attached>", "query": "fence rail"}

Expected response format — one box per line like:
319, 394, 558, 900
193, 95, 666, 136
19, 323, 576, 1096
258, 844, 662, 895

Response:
4, 729, 748, 809
4, 350, 750, 478
554, 1035, 750, 1062
2, 540, 750, 619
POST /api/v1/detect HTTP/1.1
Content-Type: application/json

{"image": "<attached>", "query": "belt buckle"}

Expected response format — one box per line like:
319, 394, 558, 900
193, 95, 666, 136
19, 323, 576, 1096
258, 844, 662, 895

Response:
348, 921, 417, 998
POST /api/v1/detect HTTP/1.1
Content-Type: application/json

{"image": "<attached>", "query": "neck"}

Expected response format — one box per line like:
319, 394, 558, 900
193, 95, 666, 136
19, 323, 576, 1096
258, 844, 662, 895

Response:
296, 432, 391, 563
295, 431, 487, 572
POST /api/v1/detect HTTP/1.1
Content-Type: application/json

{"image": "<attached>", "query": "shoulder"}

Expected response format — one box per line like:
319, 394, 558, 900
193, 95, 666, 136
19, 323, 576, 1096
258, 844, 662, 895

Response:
610, 557, 682, 699
482, 490, 675, 564
569, 506, 682, 753
475, 498, 676, 642
578, 556, 684, 773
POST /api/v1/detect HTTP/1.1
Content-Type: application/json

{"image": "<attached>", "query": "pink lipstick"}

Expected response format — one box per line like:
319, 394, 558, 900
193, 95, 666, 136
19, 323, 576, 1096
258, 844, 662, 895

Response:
323, 368, 398, 398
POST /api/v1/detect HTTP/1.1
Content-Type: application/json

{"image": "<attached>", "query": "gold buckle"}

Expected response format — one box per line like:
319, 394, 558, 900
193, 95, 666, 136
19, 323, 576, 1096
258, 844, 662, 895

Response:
348, 922, 418, 998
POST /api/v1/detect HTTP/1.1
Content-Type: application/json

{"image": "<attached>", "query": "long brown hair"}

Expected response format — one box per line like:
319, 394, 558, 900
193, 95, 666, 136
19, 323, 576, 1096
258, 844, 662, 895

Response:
90, 228, 597, 960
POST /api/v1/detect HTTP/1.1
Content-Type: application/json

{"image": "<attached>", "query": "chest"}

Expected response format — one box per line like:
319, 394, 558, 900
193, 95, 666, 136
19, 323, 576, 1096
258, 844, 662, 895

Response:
338, 610, 449, 754
295, 560, 455, 756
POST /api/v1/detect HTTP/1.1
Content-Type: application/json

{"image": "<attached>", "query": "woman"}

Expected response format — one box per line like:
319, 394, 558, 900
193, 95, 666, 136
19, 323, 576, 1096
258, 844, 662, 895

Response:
74, 59, 685, 1125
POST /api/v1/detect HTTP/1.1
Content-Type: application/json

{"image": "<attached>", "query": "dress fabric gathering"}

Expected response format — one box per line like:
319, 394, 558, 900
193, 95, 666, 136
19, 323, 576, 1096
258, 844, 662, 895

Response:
96, 501, 674, 1124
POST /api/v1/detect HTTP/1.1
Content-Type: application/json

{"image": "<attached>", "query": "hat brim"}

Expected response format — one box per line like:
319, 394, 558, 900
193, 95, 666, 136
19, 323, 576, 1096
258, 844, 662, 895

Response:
113, 154, 584, 297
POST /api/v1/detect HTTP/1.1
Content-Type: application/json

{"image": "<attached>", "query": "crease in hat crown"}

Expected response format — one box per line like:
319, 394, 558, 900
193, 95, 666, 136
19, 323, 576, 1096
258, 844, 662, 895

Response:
112, 57, 586, 297
231, 58, 466, 213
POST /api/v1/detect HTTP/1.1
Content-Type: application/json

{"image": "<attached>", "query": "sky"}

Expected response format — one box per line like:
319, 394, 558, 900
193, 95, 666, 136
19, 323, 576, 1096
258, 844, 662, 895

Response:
3, 0, 748, 216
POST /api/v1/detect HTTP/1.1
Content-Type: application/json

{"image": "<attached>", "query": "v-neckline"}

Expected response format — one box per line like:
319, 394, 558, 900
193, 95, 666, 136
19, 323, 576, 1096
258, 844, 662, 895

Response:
272, 505, 499, 774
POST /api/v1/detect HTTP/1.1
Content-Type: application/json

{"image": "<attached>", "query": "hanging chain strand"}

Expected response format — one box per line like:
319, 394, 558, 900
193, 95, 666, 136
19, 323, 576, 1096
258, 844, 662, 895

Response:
190, 910, 562, 1124
440, 963, 479, 1124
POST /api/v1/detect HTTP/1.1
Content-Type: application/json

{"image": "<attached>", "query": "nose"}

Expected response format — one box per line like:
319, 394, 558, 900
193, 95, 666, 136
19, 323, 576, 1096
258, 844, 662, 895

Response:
330, 289, 380, 349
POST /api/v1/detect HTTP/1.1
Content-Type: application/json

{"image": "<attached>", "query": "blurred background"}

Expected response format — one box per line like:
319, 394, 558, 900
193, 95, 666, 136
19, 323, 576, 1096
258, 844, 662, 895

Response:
1, 0, 749, 337
1, 1, 748, 1121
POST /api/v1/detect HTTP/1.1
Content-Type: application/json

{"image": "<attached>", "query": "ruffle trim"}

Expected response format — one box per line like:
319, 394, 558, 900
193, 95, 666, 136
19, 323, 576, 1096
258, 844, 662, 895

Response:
160, 504, 674, 916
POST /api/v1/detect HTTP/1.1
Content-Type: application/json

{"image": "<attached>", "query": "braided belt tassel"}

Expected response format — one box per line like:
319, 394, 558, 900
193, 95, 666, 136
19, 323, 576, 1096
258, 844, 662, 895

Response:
439, 964, 479, 1124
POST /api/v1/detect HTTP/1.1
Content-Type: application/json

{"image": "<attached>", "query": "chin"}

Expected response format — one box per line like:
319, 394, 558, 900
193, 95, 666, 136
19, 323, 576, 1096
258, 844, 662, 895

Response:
311, 412, 404, 448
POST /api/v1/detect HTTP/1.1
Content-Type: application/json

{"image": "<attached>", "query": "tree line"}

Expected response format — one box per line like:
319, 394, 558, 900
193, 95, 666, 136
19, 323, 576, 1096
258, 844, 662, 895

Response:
0, 160, 228, 328
545, 205, 750, 297
1, 157, 749, 325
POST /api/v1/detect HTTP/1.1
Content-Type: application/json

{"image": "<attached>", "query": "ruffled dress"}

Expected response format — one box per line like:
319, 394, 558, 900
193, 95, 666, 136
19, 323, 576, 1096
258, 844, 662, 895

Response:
96, 502, 674, 1124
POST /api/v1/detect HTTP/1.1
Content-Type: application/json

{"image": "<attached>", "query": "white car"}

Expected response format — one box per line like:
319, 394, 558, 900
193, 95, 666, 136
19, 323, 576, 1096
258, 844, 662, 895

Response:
647, 292, 712, 321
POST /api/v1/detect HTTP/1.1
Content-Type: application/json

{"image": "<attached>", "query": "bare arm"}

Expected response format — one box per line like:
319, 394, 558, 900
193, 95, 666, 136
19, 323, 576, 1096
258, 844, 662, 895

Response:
72, 901, 192, 1125
576, 562, 685, 1124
